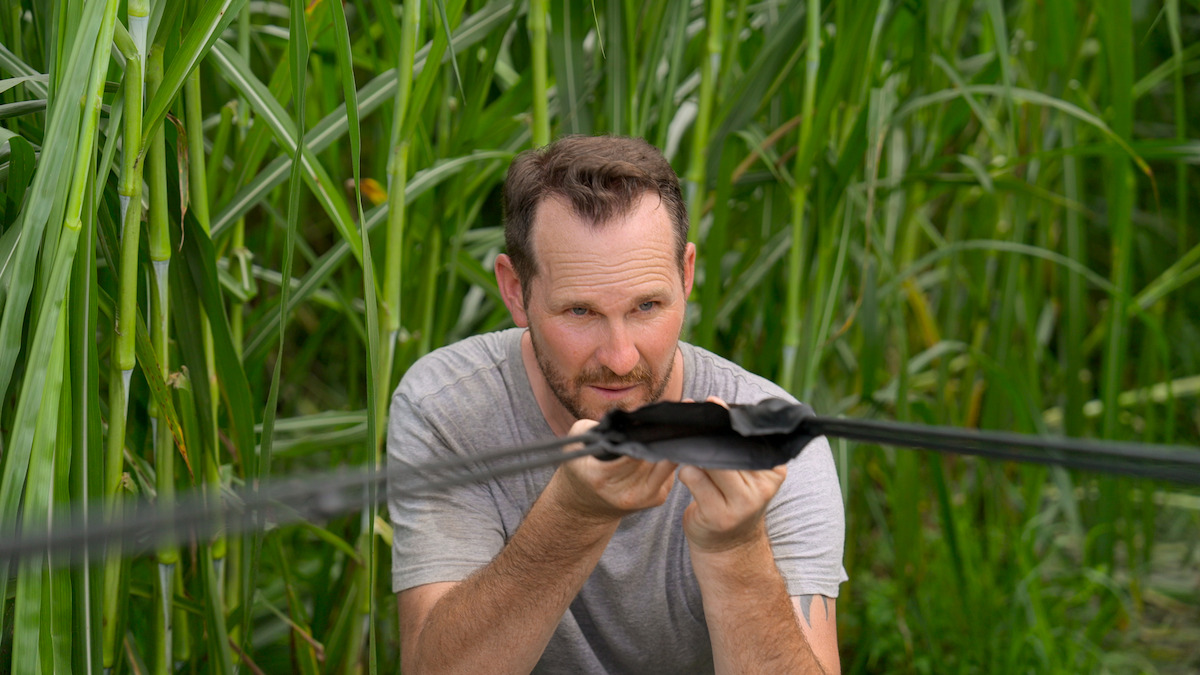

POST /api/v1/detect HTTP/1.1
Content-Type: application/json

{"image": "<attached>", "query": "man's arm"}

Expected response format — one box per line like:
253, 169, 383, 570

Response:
793, 595, 839, 673
680, 465, 837, 674
399, 476, 618, 675
398, 420, 678, 675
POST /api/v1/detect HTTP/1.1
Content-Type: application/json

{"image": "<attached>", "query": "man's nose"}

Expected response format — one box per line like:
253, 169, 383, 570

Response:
596, 320, 640, 376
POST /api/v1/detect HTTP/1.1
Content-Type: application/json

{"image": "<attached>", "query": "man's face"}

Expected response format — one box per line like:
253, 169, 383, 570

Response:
521, 193, 694, 423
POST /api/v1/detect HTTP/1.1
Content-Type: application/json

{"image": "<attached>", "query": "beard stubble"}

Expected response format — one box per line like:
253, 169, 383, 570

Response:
529, 327, 675, 422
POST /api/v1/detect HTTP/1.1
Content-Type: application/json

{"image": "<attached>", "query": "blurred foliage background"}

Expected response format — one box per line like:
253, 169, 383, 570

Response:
1, 0, 1198, 672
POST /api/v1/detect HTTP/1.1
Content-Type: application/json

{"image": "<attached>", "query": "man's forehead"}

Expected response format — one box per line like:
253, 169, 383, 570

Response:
529, 226, 682, 306
532, 190, 666, 226
529, 193, 672, 250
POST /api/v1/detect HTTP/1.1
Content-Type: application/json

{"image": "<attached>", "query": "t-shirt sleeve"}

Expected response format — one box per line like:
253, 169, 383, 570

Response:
387, 387, 507, 593
686, 347, 848, 600
765, 433, 847, 598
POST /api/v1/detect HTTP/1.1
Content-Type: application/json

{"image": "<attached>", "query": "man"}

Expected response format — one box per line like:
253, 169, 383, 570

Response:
387, 136, 846, 674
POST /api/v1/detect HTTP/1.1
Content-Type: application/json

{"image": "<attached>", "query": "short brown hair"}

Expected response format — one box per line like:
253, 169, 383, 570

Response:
503, 135, 689, 290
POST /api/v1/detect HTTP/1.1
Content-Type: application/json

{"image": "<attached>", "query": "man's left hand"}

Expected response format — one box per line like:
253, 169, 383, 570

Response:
676, 396, 787, 553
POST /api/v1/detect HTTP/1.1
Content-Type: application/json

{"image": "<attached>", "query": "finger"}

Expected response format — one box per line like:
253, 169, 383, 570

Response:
579, 454, 636, 473
588, 452, 655, 475
564, 418, 600, 454
748, 466, 788, 494
701, 469, 754, 506
705, 468, 784, 507
568, 418, 599, 437
647, 460, 679, 486
678, 465, 727, 507
704, 395, 729, 409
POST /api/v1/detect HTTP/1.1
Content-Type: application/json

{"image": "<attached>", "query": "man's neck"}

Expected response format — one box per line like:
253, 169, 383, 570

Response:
520, 330, 685, 437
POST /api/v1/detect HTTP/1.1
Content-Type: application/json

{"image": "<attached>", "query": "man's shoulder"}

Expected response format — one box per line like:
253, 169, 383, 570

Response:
680, 341, 795, 405
396, 328, 523, 403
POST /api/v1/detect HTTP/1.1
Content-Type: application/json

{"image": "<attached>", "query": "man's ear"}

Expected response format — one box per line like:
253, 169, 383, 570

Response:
495, 254, 530, 327
682, 242, 696, 299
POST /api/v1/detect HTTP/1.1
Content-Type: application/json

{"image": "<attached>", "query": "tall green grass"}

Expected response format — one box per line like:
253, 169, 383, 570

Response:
1, 0, 1198, 671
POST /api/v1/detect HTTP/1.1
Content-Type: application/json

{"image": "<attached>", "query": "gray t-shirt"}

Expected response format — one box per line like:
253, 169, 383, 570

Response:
387, 328, 846, 673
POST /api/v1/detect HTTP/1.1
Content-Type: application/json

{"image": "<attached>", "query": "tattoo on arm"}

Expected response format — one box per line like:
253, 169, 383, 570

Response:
797, 594, 829, 626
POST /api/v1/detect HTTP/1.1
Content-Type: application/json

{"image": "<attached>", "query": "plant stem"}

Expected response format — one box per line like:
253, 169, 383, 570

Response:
116, 59, 143, 374
147, 43, 176, 675
104, 31, 144, 668
781, 0, 819, 393
184, 61, 220, 464
128, 0, 148, 60
230, 0, 254, 354
185, 69, 211, 232
207, 102, 236, 204
528, 0, 549, 146
381, 0, 420, 444
684, 0, 724, 243
1165, 0, 1187, 249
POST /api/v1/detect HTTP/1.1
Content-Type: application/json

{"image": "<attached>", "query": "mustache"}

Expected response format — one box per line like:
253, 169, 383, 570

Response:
575, 364, 653, 389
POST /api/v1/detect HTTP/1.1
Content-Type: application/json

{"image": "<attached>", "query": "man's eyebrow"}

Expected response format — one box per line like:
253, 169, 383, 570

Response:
632, 291, 667, 305
547, 288, 670, 311
548, 297, 599, 311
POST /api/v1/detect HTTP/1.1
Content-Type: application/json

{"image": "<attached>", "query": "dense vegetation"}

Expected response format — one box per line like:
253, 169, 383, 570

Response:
1, 0, 1197, 672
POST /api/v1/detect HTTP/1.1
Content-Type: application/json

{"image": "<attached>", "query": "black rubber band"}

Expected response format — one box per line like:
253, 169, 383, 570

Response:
2, 400, 1197, 566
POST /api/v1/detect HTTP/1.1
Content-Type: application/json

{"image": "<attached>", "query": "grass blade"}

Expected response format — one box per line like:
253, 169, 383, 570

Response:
331, 0, 381, 668
210, 39, 361, 266
140, 0, 248, 149
239, 0, 310, 656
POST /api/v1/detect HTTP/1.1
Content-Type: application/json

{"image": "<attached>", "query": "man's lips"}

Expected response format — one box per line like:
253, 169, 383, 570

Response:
587, 383, 641, 398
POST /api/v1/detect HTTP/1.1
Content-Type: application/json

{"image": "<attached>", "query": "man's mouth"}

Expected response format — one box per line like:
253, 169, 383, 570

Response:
587, 383, 640, 398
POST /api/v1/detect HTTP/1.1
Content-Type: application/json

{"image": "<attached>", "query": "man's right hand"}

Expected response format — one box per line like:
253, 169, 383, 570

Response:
399, 418, 677, 674
545, 418, 679, 522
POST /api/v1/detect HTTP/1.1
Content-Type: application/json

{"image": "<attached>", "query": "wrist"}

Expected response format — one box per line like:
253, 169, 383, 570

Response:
688, 527, 775, 583
543, 468, 625, 530
501, 478, 619, 577
685, 515, 770, 556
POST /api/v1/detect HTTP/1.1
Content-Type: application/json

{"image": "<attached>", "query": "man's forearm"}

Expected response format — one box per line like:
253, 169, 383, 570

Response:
691, 533, 826, 675
405, 476, 619, 675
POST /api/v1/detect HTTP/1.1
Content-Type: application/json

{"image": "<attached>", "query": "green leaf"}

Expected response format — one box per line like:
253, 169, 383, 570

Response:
133, 304, 193, 481
0, 43, 49, 98
330, 0, 380, 668
239, 0, 311, 658
2, 135, 35, 232
209, 1, 515, 237
48, 375, 74, 672
0, 99, 47, 120
171, 213, 255, 483
268, 537, 322, 675
0, 73, 49, 95
140, 0, 249, 149
210, 39, 361, 266
878, 239, 1117, 299
894, 84, 1152, 178
200, 547, 235, 672
68, 159, 104, 675
241, 151, 511, 362
435, 0, 467, 101
11, 310, 68, 675
548, 0, 593, 135
0, 0, 109, 406
0, 217, 81, 651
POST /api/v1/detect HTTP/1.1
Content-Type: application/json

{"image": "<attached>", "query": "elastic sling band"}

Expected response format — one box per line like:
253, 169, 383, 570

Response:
1, 400, 1196, 565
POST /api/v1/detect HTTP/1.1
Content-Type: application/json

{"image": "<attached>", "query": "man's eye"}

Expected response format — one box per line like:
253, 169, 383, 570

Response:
637, 301, 656, 312
569, 307, 589, 317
